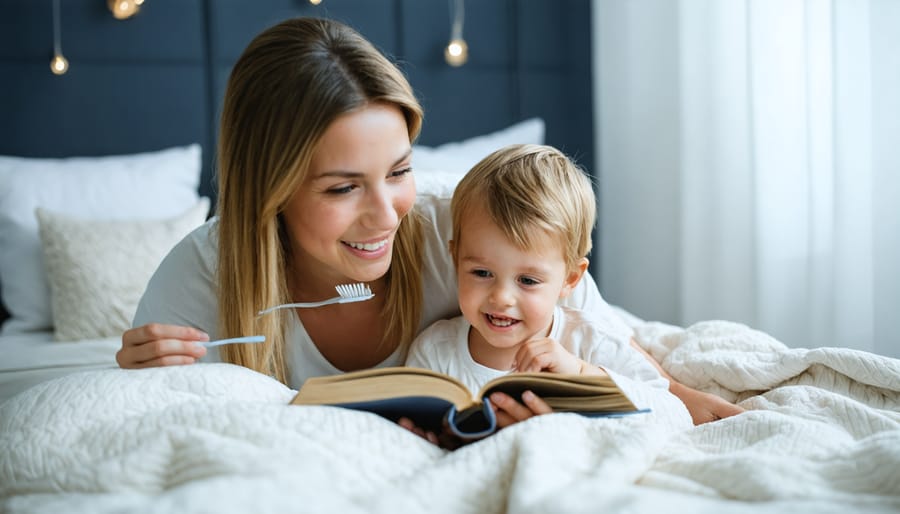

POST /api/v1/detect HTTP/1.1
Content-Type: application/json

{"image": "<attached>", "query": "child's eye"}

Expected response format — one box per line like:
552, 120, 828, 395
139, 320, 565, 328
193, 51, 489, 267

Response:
518, 276, 540, 286
471, 269, 492, 278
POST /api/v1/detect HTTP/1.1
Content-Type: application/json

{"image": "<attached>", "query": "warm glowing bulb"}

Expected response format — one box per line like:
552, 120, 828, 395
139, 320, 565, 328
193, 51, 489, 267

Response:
309, 0, 322, 4
108, 0, 140, 19
444, 38, 468, 67
50, 54, 68, 75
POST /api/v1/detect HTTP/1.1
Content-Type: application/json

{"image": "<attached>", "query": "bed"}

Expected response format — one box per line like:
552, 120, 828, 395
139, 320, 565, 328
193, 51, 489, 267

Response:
1, 320, 898, 513
2, 2, 899, 513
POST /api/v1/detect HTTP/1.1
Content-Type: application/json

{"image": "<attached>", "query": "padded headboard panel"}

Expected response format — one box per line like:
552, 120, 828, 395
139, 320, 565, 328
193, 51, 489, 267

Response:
0, 0, 594, 200
0, 0, 594, 323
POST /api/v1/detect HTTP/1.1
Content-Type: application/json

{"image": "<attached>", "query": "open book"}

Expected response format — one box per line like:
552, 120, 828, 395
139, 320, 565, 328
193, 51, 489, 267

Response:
290, 366, 649, 439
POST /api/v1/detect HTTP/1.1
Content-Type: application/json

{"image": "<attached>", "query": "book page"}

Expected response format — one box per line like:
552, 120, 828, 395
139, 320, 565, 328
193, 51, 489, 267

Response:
478, 372, 638, 413
291, 367, 478, 410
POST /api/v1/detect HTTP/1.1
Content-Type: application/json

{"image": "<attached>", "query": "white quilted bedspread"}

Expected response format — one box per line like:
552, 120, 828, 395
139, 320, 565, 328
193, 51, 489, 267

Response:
1, 321, 899, 514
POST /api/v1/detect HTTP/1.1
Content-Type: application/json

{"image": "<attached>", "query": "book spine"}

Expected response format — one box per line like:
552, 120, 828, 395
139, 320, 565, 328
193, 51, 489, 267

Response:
444, 397, 498, 439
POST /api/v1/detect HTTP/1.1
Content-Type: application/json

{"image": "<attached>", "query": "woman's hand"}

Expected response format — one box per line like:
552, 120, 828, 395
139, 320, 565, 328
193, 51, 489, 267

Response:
396, 417, 464, 450
670, 382, 745, 425
490, 390, 553, 429
117, 323, 209, 368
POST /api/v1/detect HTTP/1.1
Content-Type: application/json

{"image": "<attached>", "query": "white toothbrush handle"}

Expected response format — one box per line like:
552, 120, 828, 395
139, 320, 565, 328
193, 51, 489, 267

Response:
203, 335, 266, 348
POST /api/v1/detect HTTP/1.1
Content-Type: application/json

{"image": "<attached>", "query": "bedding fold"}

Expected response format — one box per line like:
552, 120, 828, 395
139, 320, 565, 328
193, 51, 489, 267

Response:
1, 321, 898, 513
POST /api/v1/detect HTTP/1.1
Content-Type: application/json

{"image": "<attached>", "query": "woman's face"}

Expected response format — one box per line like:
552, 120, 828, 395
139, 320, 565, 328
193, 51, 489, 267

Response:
283, 103, 415, 290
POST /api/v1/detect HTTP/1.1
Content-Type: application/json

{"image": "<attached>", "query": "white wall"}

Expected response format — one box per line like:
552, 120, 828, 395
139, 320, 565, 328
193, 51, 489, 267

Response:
591, 0, 682, 324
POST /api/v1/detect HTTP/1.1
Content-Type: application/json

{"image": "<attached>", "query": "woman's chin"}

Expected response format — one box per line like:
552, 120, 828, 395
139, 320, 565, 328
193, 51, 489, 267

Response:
345, 262, 391, 284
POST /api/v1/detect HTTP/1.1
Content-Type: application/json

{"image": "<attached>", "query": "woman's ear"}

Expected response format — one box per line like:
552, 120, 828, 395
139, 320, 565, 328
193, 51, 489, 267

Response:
559, 257, 589, 299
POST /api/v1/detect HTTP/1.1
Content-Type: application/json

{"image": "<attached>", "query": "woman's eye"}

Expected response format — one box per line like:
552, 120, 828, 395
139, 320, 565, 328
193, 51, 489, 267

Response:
390, 167, 413, 178
327, 184, 357, 195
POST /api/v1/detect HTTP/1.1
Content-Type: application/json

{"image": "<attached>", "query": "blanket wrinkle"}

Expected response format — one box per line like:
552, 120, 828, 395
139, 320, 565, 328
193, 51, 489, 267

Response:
2, 321, 899, 513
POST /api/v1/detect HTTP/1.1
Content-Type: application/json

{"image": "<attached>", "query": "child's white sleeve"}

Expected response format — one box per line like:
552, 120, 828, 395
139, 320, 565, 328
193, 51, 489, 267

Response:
604, 369, 692, 428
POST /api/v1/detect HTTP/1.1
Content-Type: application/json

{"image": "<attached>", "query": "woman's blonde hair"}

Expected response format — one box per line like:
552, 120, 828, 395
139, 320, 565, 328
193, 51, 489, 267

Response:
215, 17, 425, 383
450, 144, 596, 270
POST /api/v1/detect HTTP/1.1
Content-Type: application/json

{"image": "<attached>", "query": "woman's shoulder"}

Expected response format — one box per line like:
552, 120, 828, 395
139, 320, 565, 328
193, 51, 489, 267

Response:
132, 218, 219, 333
414, 193, 451, 223
414, 194, 452, 257
412, 195, 461, 327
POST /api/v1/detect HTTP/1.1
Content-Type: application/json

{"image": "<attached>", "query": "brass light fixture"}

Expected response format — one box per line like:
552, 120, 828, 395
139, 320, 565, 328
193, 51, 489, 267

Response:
444, 0, 468, 67
108, 0, 144, 20
50, 0, 68, 75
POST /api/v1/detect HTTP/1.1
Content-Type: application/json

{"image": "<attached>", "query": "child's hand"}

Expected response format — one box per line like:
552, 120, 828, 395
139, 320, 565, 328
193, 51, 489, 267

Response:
513, 337, 583, 374
490, 390, 553, 428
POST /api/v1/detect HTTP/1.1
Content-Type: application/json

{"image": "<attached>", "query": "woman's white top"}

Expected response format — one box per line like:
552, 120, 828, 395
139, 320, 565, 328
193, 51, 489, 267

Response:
133, 194, 633, 389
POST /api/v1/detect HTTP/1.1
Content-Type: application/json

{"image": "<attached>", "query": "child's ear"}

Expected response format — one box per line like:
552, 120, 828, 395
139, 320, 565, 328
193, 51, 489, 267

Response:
559, 258, 589, 299
448, 239, 458, 267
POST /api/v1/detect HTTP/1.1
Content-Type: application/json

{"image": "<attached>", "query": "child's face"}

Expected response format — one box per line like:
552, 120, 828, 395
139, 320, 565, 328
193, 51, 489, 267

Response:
454, 204, 582, 355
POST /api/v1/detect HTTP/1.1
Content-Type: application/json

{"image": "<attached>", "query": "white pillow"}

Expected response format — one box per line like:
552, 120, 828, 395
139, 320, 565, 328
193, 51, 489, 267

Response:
36, 199, 210, 341
412, 117, 545, 175
412, 118, 545, 198
0, 144, 202, 335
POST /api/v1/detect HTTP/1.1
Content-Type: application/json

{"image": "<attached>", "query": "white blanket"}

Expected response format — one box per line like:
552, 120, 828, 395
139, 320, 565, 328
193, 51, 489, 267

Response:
1, 320, 899, 514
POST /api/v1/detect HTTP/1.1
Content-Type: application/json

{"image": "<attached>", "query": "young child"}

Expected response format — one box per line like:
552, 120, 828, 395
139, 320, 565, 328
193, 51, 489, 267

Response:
406, 144, 668, 396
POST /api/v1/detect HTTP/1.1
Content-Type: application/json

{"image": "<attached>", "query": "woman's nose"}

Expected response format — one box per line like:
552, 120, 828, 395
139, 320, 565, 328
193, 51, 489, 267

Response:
363, 186, 400, 229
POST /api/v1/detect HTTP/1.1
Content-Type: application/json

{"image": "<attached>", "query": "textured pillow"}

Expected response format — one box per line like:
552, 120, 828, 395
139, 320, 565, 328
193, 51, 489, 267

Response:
0, 144, 201, 335
36, 198, 210, 341
411, 117, 545, 176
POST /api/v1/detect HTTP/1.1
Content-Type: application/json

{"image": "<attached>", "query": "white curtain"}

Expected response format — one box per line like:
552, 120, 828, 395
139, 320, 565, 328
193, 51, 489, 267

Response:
593, 0, 900, 358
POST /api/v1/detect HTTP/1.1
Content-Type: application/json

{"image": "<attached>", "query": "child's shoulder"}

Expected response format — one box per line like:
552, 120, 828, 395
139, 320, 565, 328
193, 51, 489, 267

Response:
557, 305, 633, 346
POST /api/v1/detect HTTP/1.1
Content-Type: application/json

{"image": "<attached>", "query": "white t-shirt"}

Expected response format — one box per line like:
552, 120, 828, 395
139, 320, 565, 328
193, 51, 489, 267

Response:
133, 194, 634, 389
405, 305, 667, 394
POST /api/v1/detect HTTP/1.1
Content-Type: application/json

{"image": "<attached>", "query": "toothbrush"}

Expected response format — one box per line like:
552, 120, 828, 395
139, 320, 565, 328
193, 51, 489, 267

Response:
257, 283, 374, 316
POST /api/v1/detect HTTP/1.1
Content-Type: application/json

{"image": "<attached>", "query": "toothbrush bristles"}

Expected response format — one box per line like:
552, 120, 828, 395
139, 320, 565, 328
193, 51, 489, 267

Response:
335, 283, 372, 299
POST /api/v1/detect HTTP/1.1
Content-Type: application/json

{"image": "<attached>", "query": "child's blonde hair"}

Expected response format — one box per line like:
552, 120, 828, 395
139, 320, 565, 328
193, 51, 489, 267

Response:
450, 144, 596, 269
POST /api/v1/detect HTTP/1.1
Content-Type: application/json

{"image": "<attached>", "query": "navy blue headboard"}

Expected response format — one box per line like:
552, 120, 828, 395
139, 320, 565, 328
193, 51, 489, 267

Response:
0, 0, 594, 323
0, 0, 594, 202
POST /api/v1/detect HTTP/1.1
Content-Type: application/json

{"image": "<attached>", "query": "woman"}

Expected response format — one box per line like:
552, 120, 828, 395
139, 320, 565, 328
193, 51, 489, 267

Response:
118, 17, 742, 426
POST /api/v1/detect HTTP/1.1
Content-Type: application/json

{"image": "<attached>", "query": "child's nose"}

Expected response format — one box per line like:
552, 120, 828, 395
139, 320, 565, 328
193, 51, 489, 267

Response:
488, 282, 515, 307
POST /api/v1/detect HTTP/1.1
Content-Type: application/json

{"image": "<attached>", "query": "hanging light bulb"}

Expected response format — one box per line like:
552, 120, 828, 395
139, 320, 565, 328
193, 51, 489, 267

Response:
444, 0, 468, 67
49, 0, 68, 75
108, 0, 141, 20
445, 38, 468, 67
50, 54, 69, 75
309, 0, 323, 5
